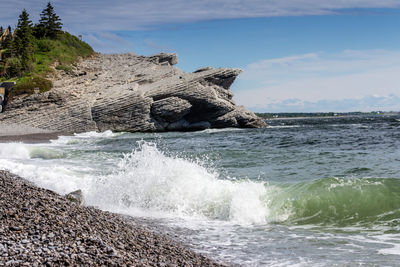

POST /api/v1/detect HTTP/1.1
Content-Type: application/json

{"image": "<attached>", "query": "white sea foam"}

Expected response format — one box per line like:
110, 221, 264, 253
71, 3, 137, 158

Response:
0, 143, 65, 160
0, 143, 31, 159
0, 142, 93, 194
199, 128, 245, 134
49, 130, 122, 146
0, 140, 275, 224
375, 234, 400, 256
73, 130, 118, 138
86, 141, 271, 224
378, 244, 400, 255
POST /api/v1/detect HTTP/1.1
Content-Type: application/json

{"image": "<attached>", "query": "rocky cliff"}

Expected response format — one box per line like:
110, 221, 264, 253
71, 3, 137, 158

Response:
0, 53, 266, 133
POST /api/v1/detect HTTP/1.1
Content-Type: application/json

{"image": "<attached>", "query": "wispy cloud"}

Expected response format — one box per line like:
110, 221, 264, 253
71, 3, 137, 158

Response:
85, 32, 134, 53
234, 50, 400, 112
3, 1, 399, 53
2, 0, 400, 32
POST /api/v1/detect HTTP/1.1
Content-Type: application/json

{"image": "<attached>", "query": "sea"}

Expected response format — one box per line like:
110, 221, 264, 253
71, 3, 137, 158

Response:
1, 115, 400, 266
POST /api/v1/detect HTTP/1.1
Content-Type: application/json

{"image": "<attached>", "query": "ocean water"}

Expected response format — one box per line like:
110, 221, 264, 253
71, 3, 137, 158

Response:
1, 115, 400, 266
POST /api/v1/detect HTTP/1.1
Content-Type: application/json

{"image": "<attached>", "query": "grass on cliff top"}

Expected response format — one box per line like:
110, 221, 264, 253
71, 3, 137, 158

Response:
33, 31, 94, 75
2, 31, 94, 98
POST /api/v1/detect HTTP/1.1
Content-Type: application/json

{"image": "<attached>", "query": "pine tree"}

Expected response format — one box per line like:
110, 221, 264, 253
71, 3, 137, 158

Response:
0, 26, 3, 48
13, 9, 34, 71
37, 2, 62, 38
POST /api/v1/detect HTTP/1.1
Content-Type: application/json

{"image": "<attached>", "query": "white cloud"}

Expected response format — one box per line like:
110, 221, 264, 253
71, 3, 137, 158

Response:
248, 94, 400, 112
84, 32, 134, 53
2, 0, 400, 32
3, 1, 399, 53
234, 50, 400, 112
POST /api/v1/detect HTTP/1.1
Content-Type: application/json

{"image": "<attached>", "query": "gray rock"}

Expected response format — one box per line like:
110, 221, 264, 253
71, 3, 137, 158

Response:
166, 119, 190, 131
187, 121, 211, 131
212, 114, 239, 128
65, 190, 84, 205
47, 233, 55, 238
193, 66, 212, 73
151, 97, 192, 123
147, 53, 178, 65
0, 53, 266, 133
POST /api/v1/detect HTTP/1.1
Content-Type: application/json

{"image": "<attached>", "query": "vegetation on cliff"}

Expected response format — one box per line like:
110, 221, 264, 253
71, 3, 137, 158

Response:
0, 2, 94, 97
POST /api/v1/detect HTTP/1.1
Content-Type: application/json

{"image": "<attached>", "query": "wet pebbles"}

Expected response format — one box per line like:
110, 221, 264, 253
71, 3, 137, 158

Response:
0, 170, 224, 266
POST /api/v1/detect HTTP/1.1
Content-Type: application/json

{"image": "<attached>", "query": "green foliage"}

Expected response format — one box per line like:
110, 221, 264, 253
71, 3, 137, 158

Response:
10, 76, 53, 98
0, 2, 94, 100
0, 63, 5, 76
32, 31, 94, 75
55, 64, 73, 74
35, 2, 62, 38
36, 39, 53, 52
13, 9, 34, 71
5, 57, 23, 77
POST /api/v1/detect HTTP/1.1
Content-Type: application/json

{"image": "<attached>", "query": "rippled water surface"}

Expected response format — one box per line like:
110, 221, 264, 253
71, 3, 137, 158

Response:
1, 115, 400, 266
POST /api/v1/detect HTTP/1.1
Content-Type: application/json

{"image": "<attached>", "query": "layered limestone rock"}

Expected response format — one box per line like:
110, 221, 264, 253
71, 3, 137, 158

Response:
0, 53, 266, 133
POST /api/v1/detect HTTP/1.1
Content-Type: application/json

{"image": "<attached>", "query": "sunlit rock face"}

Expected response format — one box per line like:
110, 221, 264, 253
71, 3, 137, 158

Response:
0, 53, 266, 133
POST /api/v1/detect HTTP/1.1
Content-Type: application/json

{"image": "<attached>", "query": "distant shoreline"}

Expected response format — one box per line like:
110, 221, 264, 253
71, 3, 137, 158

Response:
265, 115, 347, 120
257, 112, 400, 120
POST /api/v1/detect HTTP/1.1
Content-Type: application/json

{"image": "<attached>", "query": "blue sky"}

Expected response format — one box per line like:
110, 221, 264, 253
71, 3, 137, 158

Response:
2, 0, 400, 112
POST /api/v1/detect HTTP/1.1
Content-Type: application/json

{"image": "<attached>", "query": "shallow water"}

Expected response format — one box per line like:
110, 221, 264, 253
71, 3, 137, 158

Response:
1, 115, 400, 266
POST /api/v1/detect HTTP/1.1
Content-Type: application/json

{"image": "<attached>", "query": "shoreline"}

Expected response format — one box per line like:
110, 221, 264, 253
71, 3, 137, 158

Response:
0, 132, 70, 143
0, 123, 71, 143
261, 113, 400, 121
264, 115, 347, 120
0, 170, 225, 266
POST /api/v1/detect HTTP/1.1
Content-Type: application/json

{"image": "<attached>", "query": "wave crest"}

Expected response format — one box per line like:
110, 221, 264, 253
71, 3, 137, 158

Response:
269, 177, 400, 226
87, 141, 271, 224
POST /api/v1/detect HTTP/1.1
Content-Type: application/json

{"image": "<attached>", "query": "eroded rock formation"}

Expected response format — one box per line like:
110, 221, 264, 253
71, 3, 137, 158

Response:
0, 53, 266, 133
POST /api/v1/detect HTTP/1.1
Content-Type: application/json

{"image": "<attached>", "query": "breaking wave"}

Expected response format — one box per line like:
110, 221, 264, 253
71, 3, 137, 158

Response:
85, 142, 400, 226
1, 140, 400, 227
86, 141, 271, 224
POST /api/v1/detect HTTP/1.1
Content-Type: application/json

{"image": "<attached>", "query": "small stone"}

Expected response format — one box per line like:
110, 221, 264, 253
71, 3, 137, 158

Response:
9, 226, 21, 231
64, 190, 85, 205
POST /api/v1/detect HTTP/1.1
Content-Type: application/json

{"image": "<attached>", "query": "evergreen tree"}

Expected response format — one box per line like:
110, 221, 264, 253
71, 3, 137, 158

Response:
0, 26, 3, 48
36, 2, 62, 38
13, 9, 34, 71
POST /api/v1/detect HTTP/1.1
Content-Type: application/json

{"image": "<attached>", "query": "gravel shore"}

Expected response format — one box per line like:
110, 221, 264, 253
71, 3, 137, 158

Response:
0, 132, 68, 143
0, 123, 51, 136
0, 123, 68, 143
0, 170, 224, 266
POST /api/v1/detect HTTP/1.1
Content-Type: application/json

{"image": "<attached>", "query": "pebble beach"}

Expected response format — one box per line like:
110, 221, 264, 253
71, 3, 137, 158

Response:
0, 170, 224, 266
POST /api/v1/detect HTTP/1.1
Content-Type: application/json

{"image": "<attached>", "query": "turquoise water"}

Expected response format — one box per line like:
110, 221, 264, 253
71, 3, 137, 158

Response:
1, 115, 400, 266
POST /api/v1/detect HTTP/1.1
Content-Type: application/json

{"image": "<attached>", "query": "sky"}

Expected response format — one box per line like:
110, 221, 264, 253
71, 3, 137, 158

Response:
2, 0, 400, 112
